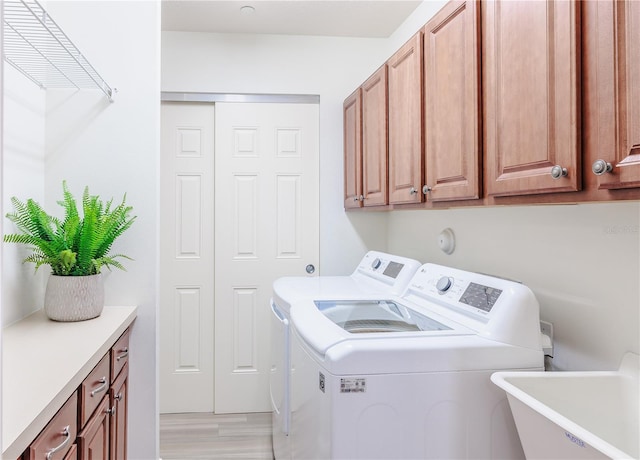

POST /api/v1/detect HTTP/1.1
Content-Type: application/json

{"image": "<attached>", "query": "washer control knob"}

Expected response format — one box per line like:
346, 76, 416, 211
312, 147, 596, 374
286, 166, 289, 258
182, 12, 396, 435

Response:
371, 258, 382, 270
436, 276, 452, 294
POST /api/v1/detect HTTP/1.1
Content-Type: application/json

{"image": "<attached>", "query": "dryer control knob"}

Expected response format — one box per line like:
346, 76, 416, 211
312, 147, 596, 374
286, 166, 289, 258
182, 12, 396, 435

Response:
436, 276, 452, 294
371, 258, 382, 270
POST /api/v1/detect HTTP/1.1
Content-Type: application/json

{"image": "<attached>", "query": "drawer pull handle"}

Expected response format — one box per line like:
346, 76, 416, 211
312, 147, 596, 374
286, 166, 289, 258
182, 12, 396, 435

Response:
90, 377, 108, 397
46, 425, 70, 459
116, 347, 129, 361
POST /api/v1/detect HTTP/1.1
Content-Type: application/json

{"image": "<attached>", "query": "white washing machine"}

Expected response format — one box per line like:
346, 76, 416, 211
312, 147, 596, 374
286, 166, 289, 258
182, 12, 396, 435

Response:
289, 263, 544, 460
270, 251, 421, 460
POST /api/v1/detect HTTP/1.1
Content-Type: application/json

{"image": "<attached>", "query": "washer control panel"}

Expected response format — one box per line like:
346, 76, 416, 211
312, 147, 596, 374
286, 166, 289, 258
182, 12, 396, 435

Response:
403, 263, 541, 350
407, 265, 506, 318
459, 282, 502, 313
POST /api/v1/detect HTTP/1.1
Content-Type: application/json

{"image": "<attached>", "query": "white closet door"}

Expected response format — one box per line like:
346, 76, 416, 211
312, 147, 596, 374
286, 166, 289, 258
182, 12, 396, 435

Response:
159, 102, 215, 413
214, 102, 319, 413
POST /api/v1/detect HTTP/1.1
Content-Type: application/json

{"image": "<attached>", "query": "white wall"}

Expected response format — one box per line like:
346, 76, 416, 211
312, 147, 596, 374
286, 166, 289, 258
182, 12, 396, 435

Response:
162, 31, 392, 274
2, 1, 160, 458
2, 65, 46, 326
387, 204, 640, 372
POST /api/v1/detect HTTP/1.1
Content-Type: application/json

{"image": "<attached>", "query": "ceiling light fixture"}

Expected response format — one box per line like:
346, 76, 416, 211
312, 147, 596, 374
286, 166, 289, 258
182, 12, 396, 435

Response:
240, 5, 255, 15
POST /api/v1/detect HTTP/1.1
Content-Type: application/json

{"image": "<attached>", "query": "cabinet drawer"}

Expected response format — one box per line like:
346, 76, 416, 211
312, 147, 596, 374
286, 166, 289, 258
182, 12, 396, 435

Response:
27, 392, 78, 460
80, 353, 111, 428
110, 329, 130, 383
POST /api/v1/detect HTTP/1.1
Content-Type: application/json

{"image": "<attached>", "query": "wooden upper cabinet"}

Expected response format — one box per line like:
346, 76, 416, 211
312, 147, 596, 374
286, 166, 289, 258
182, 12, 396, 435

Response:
343, 89, 363, 209
483, 0, 581, 197
423, 0, 481, 202
361, 65, 389, 206
584, 0, 640, 191
388, 33, 424, 204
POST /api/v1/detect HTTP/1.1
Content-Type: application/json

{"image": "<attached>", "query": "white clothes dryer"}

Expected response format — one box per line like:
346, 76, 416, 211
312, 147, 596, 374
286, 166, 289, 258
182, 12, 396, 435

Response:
289, 263, 544, 460
270, 251, 421, 460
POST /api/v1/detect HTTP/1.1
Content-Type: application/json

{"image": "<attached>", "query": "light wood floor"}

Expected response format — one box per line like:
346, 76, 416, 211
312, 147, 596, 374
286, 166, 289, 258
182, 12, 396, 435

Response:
160, 412, 274, 459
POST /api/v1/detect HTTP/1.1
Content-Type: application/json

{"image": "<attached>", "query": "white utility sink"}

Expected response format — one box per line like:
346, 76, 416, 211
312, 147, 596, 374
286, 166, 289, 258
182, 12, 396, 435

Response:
491, 353, 639, 460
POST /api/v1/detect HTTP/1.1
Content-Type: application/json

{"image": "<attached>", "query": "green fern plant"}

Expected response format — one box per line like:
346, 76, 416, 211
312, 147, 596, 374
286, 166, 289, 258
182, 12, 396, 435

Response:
4, 181, 135, 276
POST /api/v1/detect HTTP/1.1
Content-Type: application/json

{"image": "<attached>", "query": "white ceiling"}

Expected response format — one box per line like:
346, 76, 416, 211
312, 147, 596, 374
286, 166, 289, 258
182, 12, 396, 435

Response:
161, 0, 423, 38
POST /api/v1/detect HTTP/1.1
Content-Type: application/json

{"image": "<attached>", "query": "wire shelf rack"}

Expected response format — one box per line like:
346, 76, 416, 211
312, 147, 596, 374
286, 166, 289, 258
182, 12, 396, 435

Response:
3, 0, 114, 101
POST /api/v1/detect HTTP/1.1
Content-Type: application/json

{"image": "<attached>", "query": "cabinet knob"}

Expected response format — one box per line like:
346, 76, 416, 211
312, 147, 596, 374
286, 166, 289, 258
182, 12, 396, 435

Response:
409, 187, 418, 195
353, 196, 359, 202
550, 165, 568, 179
359, 195, 364, 202
422, 185, 432, 195
592, 159, 613, 176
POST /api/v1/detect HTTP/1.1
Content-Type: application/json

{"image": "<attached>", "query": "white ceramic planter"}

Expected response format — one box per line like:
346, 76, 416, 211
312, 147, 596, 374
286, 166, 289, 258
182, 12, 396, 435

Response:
44, 273, 104, 322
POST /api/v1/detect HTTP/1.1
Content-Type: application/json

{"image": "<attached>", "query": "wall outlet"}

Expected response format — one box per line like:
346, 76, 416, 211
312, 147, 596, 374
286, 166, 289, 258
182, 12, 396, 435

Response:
540, 320, 554, 357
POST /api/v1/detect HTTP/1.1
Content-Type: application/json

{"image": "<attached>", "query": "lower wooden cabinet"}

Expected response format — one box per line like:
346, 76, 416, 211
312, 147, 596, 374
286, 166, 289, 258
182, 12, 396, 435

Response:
22, 328, 131, 460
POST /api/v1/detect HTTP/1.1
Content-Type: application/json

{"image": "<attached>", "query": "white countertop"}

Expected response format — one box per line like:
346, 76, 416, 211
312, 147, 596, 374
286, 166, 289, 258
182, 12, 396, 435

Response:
2, 306, 137, 459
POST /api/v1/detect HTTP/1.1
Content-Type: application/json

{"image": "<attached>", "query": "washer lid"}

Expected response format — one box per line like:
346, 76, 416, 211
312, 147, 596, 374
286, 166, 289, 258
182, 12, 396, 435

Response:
315, 300, 451, 334
291, 298, 472, 357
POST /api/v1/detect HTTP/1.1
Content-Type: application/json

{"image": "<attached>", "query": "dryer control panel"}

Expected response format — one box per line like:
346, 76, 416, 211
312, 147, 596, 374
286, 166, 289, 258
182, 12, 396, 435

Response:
353, 251, 421, 294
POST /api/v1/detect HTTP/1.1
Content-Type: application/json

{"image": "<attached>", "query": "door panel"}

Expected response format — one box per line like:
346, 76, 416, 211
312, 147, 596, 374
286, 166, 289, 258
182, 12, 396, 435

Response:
588, 0, 640, 190
343, 89, 362, 209
361, 66, 388, 206
424, 0, 481, 201
483, 0, 581, 196
160, 103, 215, 413
214, 103, 319, 413
388, 33, 423, 204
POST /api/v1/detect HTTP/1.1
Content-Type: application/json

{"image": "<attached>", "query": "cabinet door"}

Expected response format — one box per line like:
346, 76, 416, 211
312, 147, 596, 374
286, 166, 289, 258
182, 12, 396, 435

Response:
483, 0, 581, 196
344, 88, 363, 208
361, 65, 388, 206
388, 32, 423, 204
110, 364, 129, 460
424, 0, 481, 202
78, 397, 110, 460
63, 444, 78, 460
584, 0, 640, 190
